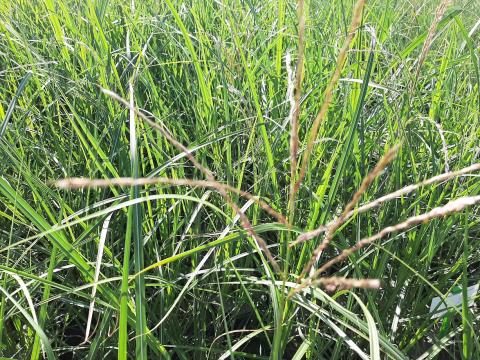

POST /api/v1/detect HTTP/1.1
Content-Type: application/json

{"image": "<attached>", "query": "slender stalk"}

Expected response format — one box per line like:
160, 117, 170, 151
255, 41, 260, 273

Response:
298, 144, 400, 279
292, 162, 480, 246
415, 0, 452, 79
54, 177, 287, 225
102, 89, 282, 274
292, 195, 480, 296
129, 2, 147, 357
118, 2, 148, 357
287, 0, 306, 220
292, 0, 366, 197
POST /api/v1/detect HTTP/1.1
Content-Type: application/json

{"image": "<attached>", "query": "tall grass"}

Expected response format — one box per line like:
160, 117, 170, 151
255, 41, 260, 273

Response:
0, 0, 479, 359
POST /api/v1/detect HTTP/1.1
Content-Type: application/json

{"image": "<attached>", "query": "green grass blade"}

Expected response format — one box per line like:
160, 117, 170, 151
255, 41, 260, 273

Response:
0, 285, 56, 360
0, 72, 31, 140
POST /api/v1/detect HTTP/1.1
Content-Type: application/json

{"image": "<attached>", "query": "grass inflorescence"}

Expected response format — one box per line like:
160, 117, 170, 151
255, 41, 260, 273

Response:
1, 0, 479, 359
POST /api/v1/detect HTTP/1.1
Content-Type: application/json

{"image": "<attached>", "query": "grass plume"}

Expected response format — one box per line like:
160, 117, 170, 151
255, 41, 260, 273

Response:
1, 0, 479, 358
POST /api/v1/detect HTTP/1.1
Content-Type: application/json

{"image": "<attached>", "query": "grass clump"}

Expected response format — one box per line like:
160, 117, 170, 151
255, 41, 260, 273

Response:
1, 0, 479, 359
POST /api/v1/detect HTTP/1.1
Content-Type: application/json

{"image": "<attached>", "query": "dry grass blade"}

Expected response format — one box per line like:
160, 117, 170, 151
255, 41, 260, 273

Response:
415, 0, 452, 79
297, 144, 400, 279
285, 52, 295, 127
83, 212, 113, 344
293, 163, 480, 245
101, 88, 282, 273
55, 177, 287, 225
292, 0, 365, 197
432, 119, 449, 172
291, 195, 480, 295
288, 0, 306, 217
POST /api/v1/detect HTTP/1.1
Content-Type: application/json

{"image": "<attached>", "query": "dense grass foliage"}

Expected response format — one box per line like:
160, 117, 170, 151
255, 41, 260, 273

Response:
1, 0, 479, 358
